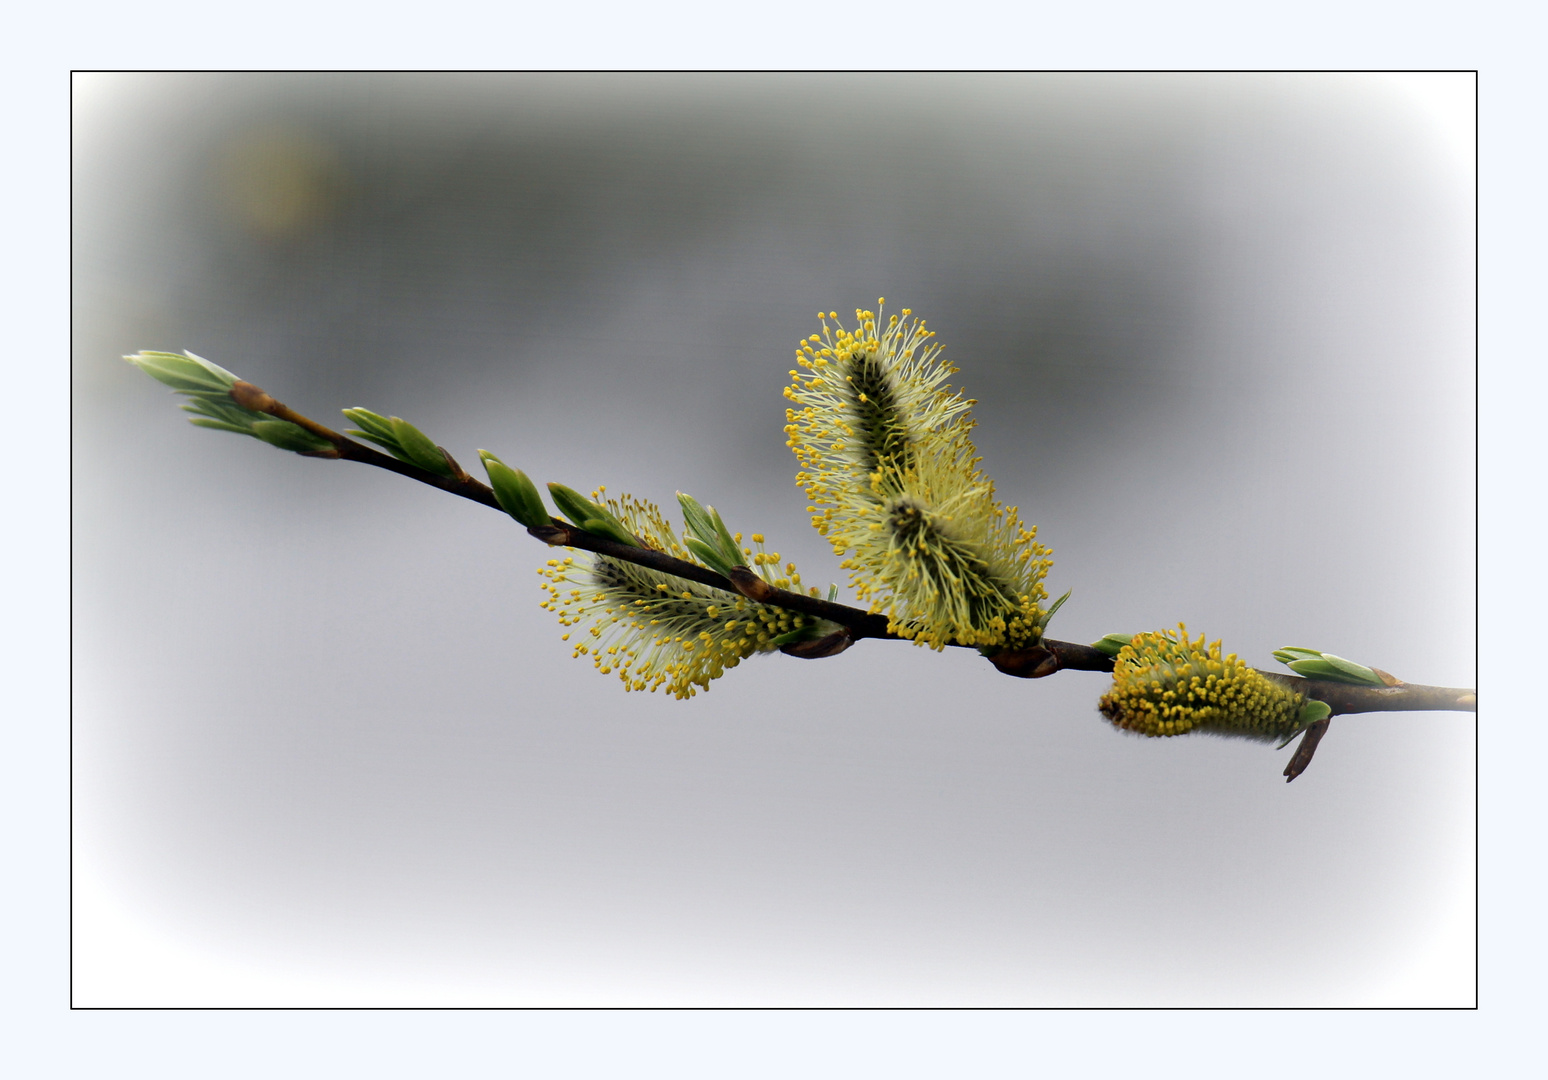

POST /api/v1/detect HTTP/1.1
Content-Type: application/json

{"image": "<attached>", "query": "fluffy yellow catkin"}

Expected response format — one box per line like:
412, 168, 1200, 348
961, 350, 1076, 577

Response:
1098, 625, 1307, 740
783, 301, 1052, 650
537, 490, 815, 699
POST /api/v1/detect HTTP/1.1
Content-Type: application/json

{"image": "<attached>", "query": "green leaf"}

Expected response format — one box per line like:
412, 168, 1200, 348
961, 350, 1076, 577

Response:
1041, 588, 1071, 627
250, 420, 333, 454
388, 416, 454, 477
479, 451, 551, 528
1273, 647, 1326, 665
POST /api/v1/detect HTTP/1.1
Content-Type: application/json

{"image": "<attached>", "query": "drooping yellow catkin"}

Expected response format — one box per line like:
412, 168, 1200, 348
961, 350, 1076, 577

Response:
537, 491, 816, 699
1098, 625, 1306, 741
783, 301, 1052, 650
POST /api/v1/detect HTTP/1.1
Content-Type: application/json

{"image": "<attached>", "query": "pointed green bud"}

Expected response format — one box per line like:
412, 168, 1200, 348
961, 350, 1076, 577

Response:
1273, 647, 1326, 663
677, 492, 718, 548
580, 516, 641, 547
478, 451, 550, 528
678, 493, 743, 568
708, 506, 743, 568
548, 483, 600, 529
386, 416, 454, 477
187, 418, 255, 435
125, 350, 240, 396
683, 535, 735, 577
250, 419, 334, 454
1279, 647, 1386, 687
341, 407, 398, 447
1285, 658, 1342, 680
1091, 633, 1134, 658
1321, 653, 1382, 685
547, 484, 638, 546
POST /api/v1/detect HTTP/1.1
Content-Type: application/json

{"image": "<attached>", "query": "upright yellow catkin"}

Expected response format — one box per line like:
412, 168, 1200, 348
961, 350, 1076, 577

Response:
783, 301, 1052, 650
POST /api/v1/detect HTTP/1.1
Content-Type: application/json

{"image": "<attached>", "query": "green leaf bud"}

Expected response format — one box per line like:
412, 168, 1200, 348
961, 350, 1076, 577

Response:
1091, 633, 1134, 658
125, 350, 240, 396
1278, 647, 1386, 687
676, 492, 719, 548
580, 516, 641, 548
1321, 654, 1382, 685
478, 451, 551, 528
187, 418, 256, 435
341, 407, 398, 446
683, 535, 735, 577
547, 484, 638, 546
387, 416, 454, 477
250, 419, 334, 454
707, 507, 742, 566
548, 483, 601, 529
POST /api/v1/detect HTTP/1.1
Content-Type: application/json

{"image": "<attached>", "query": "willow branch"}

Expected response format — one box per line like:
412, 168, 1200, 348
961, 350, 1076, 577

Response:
227, 382, 1478, 718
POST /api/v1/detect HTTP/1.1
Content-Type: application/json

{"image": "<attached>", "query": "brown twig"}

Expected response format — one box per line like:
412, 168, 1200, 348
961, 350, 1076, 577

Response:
230, 381, 503, 510
1258, 672, 1477, 717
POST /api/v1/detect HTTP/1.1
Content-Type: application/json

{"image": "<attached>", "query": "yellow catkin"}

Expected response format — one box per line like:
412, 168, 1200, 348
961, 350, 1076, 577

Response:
537, 492, 815, 699
784, 301, 1052, 650
1098, 625, 1305, 741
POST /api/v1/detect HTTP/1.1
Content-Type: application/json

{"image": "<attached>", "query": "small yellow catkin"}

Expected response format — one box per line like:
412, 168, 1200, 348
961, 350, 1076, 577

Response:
538, 492, 814, 699
1098, 625, 1305, 741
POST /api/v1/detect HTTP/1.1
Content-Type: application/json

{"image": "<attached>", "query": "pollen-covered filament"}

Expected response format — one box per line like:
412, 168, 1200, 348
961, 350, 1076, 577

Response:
537, 490, 818, 699
1099, 625, 1306, 741
784, 300, 1052, 650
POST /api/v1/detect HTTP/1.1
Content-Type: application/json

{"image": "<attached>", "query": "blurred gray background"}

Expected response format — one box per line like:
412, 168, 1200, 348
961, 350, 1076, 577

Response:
72, 73, 1475, 1005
